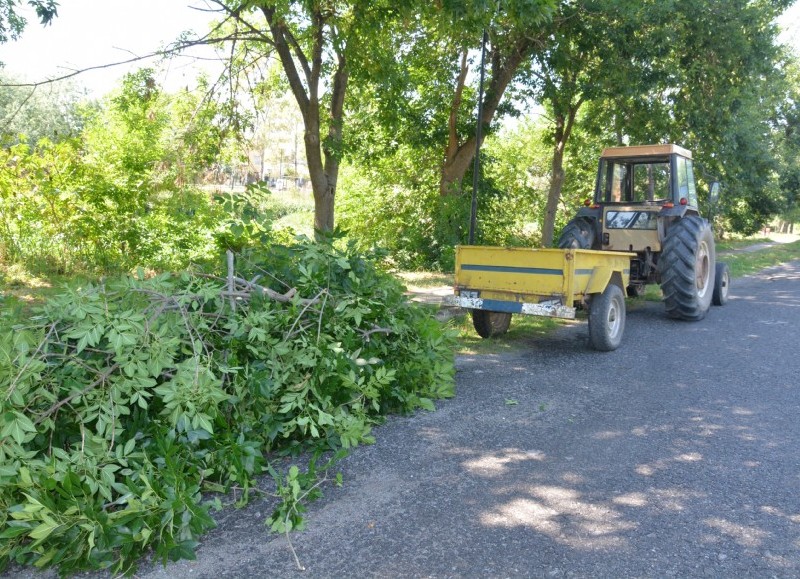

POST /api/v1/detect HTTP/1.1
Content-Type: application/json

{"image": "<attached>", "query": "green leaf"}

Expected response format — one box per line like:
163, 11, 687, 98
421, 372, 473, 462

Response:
0, 524, 31, 539
419, 398, 436, 411
0, 464, 18, 477
168, 540, 199, 562
195, 413, 214, 434
1, 411, 37, 445
29, 521, 59, 541
14, 411, 36, 432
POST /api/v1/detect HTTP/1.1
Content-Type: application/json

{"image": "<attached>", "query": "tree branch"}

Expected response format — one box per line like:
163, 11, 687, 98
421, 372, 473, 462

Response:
0, 30, 260, 90
35, 363, 120, 425
261, 5, 311, 112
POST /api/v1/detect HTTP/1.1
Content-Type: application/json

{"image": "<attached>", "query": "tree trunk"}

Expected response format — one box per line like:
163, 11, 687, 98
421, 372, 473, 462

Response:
439, 36, 534, 196
542, 121, 566, 248
316, 51, 348, 234
440, 50, 470, 196
261, 4, 347, 234
314, 184, 336, 232
541, 102, 582, 247
303, 116, 335, 232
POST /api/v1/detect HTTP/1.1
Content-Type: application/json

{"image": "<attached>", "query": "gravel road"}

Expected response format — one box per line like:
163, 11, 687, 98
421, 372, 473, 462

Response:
13, 260, 800, 578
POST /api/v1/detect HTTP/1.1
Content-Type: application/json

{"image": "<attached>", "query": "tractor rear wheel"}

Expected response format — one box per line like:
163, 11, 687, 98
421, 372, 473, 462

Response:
659, 216, 715, 320
712, 262, 730, 306
472, 310, 512, 338
558, 217, 596, 249
588, 284, 626, 351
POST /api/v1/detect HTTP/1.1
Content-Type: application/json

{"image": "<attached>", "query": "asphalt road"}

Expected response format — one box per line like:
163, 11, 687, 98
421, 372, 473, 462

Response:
14, 261, 800, 578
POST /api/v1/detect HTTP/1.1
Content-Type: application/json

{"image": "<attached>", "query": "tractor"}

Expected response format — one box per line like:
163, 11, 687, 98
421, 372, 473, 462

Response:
557, 144, 729, 320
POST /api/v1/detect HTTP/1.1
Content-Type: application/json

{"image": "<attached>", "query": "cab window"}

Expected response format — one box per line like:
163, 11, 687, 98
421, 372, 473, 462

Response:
674, 157, 698, 206
598, 158, 670, 203
598, 160, 626, 202
631, 162, 670, 202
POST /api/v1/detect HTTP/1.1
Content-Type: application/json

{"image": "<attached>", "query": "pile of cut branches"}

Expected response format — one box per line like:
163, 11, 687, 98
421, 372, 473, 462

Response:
0, 239, 455, 575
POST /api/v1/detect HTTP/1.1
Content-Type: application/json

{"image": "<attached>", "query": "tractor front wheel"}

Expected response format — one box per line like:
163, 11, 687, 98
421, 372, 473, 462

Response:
472, 310, 512, 338
713, 262, 730, 306
588, 284, 626, 351
659, 216, 715, 320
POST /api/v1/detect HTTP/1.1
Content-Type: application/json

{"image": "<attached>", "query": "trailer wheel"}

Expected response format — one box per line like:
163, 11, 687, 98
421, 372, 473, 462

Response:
712, 262, 730, 306
588, 284, 626, 351
659, 216, 715, 320
557, 217, 597, 249
472, 310, 512, 338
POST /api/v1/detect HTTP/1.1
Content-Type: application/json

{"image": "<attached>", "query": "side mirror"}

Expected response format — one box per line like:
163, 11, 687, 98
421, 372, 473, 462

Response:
709, 182, 721, 205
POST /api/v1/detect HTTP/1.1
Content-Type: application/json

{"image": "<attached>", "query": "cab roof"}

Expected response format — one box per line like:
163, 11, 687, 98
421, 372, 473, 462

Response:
600, 144, 692, 159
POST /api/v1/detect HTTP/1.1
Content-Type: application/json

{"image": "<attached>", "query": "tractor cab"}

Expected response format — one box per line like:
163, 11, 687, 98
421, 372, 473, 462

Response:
594, 144, 697, 207
579, 144, 699, 254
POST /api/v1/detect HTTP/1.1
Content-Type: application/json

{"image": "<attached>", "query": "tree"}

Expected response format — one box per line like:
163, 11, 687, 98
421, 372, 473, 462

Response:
662, 0, 791, 233
526, 0, 678, 246
528, 0, 792, 245
0, 71, 85, 143
206, 1, 411, 234
775, 59, 800, 232
202, 1, 556, 236
0, 0, 57, 44
438, 0, 556, 196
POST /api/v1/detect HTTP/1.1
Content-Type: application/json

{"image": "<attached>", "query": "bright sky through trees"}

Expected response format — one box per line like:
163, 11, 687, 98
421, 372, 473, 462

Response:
0, 0, 218, 95
1, 1, 799, 97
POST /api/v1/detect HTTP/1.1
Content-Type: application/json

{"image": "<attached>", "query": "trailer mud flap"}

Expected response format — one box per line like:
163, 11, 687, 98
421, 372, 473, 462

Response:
585, 266, 613, 295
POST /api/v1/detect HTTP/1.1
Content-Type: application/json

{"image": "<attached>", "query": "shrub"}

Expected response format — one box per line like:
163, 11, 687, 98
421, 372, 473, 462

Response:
0, 239, 455, 575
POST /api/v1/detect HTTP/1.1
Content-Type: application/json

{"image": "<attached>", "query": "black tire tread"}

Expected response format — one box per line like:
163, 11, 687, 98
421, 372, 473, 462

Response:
472, 310, 512, 338
557, 218, 596, 249
659, 216, 715, 320
712, 261, 730, 306
588, 284, 626, 351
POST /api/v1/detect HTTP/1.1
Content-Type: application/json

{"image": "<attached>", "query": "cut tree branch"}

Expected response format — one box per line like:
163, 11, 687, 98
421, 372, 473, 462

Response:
35, 363, 120, 425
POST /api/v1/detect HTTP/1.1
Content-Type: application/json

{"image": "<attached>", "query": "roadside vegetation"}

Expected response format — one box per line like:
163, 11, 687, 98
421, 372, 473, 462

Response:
718, 239, 800, 276
2, 0, 800, 575
0, 239, 455, 575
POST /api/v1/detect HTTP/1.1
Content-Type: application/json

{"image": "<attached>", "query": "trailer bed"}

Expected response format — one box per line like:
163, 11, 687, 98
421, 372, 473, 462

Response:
450, 246, 634, 319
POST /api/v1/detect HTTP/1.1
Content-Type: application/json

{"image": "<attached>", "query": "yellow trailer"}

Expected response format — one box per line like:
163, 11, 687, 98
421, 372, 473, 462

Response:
450, 246, 636, 351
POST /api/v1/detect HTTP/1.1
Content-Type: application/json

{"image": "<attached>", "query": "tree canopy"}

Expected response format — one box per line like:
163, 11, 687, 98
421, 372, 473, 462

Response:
0, 0, 57, 44
1, 0, 798, 264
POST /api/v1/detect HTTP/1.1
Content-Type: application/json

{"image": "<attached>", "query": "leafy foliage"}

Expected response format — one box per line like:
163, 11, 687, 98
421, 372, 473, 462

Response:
0, 0, 58, 44
775, 60, 800, 227
0, 239, 455, 575
337, 150, 464, 270
0, 72, 86, 144
570, 0, 793, 234
0, 70, 230, 274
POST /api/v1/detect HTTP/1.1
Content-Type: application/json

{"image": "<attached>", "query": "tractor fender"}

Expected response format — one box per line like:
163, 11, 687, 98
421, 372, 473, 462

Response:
659, 205, 689, 218
585, 267, 625, 295
575, 207, 602, 220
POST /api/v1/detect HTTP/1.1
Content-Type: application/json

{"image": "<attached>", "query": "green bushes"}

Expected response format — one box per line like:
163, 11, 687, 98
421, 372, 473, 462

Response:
0, 239, 455, 575
336, 120, 560, 271
0, 70, 231, 276
0, 133, 223, 273
337, 167, 465, 271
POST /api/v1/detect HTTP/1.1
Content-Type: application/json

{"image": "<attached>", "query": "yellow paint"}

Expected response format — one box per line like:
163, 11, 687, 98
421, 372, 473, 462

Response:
454, 246, 634, 308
